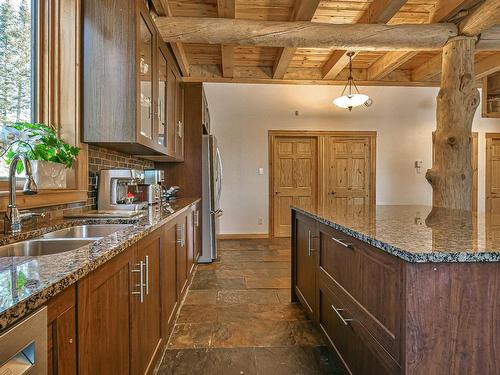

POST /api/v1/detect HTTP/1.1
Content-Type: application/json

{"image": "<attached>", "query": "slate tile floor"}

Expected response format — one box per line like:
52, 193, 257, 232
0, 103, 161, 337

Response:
157, 238, 342, 375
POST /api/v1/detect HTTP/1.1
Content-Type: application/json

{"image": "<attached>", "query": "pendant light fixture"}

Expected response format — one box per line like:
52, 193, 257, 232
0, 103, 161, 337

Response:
333, 52, 370, 111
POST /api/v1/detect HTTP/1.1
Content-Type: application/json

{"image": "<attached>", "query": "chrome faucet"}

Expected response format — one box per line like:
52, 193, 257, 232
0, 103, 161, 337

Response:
4, 154, 43, 234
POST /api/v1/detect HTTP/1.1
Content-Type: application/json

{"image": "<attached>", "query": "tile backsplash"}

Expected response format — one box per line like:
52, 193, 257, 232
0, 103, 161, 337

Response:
87, 145, 154, 208
0, 146, 156, 234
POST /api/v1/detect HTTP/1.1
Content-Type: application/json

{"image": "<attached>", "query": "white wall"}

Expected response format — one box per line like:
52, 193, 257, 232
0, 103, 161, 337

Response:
204, 83, 500, 235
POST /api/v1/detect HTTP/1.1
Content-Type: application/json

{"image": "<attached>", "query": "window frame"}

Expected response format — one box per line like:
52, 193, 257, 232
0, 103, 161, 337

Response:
0, 0, 88, 208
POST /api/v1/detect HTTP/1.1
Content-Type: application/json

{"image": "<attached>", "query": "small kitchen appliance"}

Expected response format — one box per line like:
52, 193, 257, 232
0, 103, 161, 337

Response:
97, 169, 147, 211
136, 183, 162, 205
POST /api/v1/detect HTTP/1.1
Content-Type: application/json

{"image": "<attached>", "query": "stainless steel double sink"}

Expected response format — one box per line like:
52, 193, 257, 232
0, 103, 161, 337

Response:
0, 224, 131, 257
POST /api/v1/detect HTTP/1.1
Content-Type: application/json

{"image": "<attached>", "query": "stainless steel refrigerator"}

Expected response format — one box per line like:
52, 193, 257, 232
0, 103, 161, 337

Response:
199, 134, 223, 263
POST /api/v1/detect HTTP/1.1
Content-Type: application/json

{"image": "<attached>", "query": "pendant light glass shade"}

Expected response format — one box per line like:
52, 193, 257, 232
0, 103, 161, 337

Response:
333, 94, 369, 109
333, 52, 370, 111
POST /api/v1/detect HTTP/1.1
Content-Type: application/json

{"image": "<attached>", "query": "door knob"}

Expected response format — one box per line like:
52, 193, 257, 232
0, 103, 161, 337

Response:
275, 191, 280, 195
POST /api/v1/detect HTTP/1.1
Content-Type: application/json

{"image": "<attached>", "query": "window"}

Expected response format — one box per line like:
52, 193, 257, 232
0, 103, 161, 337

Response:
0, 0, 35, 177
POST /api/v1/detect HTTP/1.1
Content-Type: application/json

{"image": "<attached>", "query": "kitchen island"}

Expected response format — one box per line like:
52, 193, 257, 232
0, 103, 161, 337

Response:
291, 205, 500, 375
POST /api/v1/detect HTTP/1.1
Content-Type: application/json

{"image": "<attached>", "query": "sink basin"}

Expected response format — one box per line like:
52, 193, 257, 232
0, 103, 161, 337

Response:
41, 224, 131, 240
0, 239, 95, 257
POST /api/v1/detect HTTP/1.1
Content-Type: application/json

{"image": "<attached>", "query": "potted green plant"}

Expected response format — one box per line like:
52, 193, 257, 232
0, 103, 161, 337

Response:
0, 122, 80, 189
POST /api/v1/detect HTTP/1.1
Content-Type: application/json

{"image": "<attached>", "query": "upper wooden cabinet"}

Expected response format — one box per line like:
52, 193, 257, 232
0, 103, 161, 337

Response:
82, 0, 184, 159
483, 72, 500, 118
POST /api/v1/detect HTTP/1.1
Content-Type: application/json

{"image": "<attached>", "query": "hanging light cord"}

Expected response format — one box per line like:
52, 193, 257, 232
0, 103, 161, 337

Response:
339, 52, 362, 97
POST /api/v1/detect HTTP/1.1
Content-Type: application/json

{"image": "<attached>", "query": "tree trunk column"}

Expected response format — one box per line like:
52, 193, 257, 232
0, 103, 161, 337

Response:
426, 36, 480, 210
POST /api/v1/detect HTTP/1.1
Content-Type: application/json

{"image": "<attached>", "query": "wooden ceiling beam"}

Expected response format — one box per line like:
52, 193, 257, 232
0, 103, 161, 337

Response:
152, 0, 190, 77
170, 43, 191, 77
411, 53, 442, 81
155, 18, 458, 51
477, 25, 500, 50
322, 0, 408, 80
375, 0, 473, 84
367, 51, 418, 80
322, 50, 357, 80
218, 0, 235, 78
475, 52, 500, 79
459, 0, 500, 36
217, 0, 235, 18
429, 0, 475, 23
272, 0, 321, 79
357, 0, 409, 24
184, 65, 440, 87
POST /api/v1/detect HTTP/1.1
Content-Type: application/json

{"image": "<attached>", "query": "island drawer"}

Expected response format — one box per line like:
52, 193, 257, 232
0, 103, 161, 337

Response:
318, 223, 403, 359
318, 280, 401, 375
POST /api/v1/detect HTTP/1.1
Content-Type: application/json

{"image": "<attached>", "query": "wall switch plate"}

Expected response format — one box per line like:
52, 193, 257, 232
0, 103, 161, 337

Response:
258, 168, 264, 175
258, 217, 263, 225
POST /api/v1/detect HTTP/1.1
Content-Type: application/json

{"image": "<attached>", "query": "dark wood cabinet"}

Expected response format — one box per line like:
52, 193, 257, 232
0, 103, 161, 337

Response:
176, 215, 189, 297
160, 84, 206, 197
161, 222, 179, 335
291, 212, 317, 318
174, 80, 185, 161
82, 0, 183, 158
47, 286, 77, 375
78, 246, 135, 375
131, 230, 163, 374
292, 208, 500, 375
60, 202, 200, 374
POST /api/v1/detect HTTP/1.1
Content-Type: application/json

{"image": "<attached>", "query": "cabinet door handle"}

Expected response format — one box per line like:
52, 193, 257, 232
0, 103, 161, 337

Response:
331, 305, 353, 326
144, 255, 149, 296
331, 237, 353, 249
308, 230, 318, 256
132, 261, 144, 303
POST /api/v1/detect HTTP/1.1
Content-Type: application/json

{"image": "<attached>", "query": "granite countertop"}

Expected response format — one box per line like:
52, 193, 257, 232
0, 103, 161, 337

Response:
0, 198, 200, 331
293, 205, 500, 263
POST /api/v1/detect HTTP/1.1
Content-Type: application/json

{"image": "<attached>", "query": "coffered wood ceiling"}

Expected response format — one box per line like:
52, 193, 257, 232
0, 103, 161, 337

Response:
151, 0, 500, 86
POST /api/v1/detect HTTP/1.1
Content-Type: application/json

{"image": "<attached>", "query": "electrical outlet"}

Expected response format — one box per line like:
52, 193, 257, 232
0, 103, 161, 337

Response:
258, 217, 263, 225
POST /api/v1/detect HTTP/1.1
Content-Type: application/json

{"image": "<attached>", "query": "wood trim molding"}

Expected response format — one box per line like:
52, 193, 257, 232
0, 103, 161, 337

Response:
485, 133, 500, 214
216, 233, 270, 240
0, 190, 87, 212
268, 130, 377, 238
268, 130, 378, 137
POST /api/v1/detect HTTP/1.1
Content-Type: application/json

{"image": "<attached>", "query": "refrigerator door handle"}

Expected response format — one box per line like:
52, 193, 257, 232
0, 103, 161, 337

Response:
216, 147, 223, 206
211, 209, 224, 216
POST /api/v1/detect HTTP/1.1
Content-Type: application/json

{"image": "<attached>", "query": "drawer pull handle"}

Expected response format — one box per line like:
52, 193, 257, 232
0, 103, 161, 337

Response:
132, 261, 144, 303
331, 305, 353, 326
308, 230, 318, 256
331, 237, 353, 249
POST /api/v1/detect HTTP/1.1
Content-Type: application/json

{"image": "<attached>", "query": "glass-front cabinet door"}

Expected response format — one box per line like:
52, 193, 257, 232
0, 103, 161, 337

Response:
157, 47, 168, 151
138, 13, 154, 143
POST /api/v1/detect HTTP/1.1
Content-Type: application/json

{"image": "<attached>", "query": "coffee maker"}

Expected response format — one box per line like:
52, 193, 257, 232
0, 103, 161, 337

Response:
97, 169, 147, 211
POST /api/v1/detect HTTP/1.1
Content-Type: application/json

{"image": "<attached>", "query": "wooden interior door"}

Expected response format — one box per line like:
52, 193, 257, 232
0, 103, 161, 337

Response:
324, 137, 371, 217
272, 137, 318, 237
486, 135, 500, 215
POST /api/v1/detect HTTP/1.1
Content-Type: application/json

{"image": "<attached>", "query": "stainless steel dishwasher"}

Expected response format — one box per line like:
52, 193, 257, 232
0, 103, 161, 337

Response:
0, 306, 47, 374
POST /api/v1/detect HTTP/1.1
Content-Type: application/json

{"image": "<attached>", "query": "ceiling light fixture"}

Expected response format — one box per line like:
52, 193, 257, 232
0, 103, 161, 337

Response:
333, 52, 370, 111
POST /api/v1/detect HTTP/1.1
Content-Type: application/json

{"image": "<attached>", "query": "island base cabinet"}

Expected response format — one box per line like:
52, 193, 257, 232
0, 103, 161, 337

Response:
292, 211, 318, 318
318, 283, 400, 375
